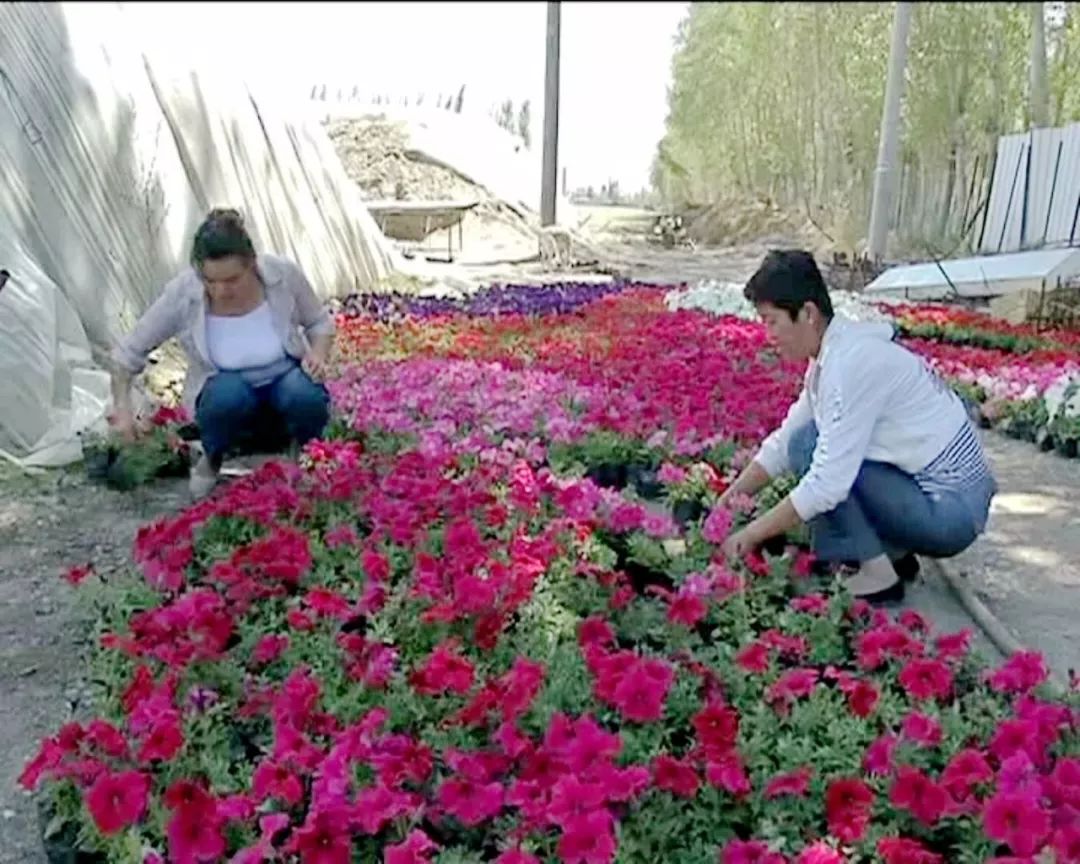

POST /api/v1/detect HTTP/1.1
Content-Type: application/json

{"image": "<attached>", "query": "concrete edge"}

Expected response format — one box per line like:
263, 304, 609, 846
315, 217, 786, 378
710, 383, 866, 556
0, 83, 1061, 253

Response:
925, 557, 1069, 697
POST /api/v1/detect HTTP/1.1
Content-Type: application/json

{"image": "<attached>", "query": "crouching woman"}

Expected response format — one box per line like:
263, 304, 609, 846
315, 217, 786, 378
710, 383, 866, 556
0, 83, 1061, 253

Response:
110, 208, 334, 498
719, 250, 997, 603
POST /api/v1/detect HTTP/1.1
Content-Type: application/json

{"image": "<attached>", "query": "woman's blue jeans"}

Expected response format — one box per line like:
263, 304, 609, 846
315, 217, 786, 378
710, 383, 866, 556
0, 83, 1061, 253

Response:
195, 363, 329, 465
789, 423, 996, 563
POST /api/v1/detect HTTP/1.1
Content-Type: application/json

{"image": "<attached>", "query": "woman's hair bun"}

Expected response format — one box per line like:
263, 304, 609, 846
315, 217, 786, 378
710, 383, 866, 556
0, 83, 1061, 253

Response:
191, 207, 255, 265
206, 207, 245, 228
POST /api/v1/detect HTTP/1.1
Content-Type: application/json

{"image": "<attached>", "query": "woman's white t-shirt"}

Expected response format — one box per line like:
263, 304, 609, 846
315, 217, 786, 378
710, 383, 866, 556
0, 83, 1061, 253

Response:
206, 301, 286, 371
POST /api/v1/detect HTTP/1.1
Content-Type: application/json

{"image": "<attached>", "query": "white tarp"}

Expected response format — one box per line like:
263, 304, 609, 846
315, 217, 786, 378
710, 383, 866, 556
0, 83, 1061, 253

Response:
0, 1, 404, 467
0, 228, 111, 468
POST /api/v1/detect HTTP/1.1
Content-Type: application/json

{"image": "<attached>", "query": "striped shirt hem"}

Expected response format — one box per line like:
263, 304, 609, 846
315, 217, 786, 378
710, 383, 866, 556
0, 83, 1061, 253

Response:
914, 421, 992, 494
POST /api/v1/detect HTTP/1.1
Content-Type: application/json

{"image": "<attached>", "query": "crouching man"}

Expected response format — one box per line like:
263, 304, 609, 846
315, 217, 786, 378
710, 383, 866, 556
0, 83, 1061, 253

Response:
719, 250, 997, 603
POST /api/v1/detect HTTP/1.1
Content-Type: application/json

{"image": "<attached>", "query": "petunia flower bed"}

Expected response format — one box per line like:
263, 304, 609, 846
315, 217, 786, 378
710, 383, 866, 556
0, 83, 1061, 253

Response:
667, 282, 1080, 459
25, 286, 1080, 863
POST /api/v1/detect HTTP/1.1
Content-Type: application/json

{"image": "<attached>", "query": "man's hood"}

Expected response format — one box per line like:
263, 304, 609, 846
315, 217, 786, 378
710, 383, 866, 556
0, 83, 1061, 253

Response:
816, 316, 897, 369
829, 315, 897, 345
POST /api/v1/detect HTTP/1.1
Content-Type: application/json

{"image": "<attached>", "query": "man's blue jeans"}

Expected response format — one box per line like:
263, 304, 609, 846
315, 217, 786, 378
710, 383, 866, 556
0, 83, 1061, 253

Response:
789, 423, 996, 563
195, 363, 329, 466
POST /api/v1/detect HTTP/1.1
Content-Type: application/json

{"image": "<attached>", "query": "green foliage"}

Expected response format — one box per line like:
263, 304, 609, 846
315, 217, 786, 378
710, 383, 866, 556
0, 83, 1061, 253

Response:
657, 2, 1080, 255
81, 426, 191, 492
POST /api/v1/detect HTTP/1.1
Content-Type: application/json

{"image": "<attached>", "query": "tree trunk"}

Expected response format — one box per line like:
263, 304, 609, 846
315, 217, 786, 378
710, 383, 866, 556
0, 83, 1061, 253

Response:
1030, 2, 1050, 127
867, 1, 914, 261
1050, 3, 1069, 126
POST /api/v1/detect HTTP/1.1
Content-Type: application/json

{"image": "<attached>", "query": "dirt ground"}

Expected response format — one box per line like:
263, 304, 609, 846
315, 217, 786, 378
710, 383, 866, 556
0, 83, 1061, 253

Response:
1, 219, 1076, 862
0, 466, 188, 863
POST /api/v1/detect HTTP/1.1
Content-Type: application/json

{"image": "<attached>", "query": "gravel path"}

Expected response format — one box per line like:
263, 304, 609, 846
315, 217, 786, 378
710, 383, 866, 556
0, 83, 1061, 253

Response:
0, 466, 186, 864
946, 433, 1080, 681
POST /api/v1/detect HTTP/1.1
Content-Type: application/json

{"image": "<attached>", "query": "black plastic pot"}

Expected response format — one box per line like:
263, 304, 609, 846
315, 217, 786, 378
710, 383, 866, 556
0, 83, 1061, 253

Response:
622, 559, 675, 597
176, 422, 201, 442
340, 614, 369, 635
626, 464, 663, 500
894, 553, 922, 583
761, 535, 787, 557
104, 456, 140, 492
38, 798, 105, 864
1036, 428, 1056, 452
158, 450, 192, 478
671, 499, 705, 528
607, 536, 675, 597
82, 446, 113, 482
1002, 417, 1035, 442
1055, 436, 1078, 459
585, 462, 628, 490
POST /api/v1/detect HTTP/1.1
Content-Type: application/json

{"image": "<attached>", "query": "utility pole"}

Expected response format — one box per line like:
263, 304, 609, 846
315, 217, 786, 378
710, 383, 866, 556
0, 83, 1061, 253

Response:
867, 1, 913, 263
1030, 2, 1050, 127
540, 1, 561, 227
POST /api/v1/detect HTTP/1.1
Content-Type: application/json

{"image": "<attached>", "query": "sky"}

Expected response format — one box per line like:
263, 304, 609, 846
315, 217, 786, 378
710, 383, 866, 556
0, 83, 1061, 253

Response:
132, 1, 689, 192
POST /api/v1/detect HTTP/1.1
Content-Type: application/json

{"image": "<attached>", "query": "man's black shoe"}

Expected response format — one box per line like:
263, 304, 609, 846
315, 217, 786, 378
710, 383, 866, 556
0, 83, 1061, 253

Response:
893, 554, 921, 583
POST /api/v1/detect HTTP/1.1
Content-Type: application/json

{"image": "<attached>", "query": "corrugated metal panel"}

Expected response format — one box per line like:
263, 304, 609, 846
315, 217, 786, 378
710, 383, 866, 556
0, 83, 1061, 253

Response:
1026, 126, 1066, 247
864, 247, 1080, 300
979, 133, 1028, 254
1044, 122, 1080, 247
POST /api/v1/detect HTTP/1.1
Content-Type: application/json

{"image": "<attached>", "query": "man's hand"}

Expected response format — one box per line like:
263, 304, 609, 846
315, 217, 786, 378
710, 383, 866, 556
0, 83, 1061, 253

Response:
716, 488, 738, 510
302, 350, 329, 381
721, 526, 758, 561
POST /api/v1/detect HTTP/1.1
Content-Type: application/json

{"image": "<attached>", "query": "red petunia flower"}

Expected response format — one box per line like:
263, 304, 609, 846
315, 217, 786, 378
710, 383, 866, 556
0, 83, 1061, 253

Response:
888, 765, 949, 827
764, 766, 812, 800
876, 837, 942, 864
652, 755, 700, 799
719, 839, 787, 864
824, 777, 874, 843
898, 658, 953, 702
982, 791, 1052, 857
85, 770, 151, 835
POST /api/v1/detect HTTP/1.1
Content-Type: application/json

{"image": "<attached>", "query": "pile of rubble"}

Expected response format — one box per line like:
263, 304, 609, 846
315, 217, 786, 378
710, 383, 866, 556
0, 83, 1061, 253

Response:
682, 197, 825, 252
325, 118, 479, 203
324, 117, 539, 264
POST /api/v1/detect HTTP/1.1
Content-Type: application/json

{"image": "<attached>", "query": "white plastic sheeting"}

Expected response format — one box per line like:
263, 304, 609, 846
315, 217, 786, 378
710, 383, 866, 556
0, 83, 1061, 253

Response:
0, 1, 403, 467
0, 229, 111, 467
864, 248, 1080, 302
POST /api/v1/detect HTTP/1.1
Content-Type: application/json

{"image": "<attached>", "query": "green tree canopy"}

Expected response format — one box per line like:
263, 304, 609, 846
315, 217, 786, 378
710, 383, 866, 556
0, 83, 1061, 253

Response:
656, 2, 1080, 255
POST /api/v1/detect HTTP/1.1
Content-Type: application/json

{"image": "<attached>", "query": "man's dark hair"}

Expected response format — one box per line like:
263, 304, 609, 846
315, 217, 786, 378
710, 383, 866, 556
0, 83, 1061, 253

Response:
190, 207, 256, 266
743, 249, 834, 321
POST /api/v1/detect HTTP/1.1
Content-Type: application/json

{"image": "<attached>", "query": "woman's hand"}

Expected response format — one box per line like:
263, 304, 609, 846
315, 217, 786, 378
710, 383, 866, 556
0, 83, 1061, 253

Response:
302, 333, 333, 382
302, 350, 329, 381
110, 407, 139, 443
721, 526, 757, 561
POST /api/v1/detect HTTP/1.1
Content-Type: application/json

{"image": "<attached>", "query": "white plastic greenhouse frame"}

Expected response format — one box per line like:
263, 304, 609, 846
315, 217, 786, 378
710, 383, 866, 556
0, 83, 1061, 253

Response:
863, 247, 1080, 302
